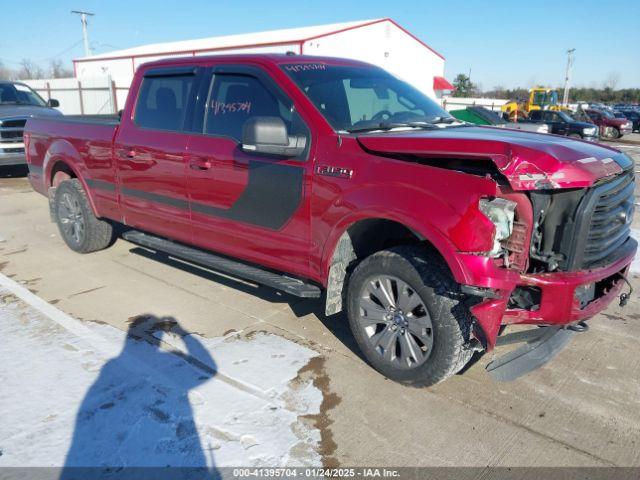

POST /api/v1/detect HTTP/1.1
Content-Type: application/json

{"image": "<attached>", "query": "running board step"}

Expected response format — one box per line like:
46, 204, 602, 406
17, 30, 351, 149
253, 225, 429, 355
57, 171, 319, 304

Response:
122, 231, 321, 298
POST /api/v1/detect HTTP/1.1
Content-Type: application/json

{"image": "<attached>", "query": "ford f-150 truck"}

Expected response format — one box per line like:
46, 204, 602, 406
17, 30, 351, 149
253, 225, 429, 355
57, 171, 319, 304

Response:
24, 55, 636, 386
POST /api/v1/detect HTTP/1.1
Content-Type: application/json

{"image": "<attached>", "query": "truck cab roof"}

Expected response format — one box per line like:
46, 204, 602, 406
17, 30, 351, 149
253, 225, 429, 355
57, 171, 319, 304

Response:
139, 53, 372, 70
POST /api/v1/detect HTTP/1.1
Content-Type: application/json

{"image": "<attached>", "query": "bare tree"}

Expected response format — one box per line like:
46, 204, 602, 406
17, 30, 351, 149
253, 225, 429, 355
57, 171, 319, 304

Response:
604, 71, 621, 90
16, 59, 45, 80
491, 85, 507, 98
49, 59, 73, 79
0, 60, 16, 80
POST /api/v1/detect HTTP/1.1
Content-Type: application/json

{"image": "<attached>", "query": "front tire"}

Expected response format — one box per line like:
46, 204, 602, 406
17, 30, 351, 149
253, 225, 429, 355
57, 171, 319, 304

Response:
346, 246, 474, 387
54, 179, 114, 253
605, 127, 621, 139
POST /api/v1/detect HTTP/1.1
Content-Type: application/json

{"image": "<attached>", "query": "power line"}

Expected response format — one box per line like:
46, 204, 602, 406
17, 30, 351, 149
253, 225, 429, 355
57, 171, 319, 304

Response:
1, 39, 84, 66
36, 39, 84, 62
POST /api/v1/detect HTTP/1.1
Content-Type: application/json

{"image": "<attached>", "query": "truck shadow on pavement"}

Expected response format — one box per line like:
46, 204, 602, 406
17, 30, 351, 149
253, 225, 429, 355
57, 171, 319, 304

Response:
59, 314, 221, 480
129, 247, 363, 361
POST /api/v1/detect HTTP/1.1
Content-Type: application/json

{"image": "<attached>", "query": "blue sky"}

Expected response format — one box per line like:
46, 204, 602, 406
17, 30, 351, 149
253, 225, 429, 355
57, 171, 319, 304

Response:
1, 0, 638, 88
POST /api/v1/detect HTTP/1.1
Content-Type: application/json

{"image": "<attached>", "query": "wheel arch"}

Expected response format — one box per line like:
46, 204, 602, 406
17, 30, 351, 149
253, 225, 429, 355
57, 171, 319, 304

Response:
43, 140, 99, 217
322, 214, 469, 316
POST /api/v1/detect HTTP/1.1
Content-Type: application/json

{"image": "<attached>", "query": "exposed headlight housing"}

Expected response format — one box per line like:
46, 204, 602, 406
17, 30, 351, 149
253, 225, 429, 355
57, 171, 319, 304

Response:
582, 126, 597, 136
479, 198, 517, 256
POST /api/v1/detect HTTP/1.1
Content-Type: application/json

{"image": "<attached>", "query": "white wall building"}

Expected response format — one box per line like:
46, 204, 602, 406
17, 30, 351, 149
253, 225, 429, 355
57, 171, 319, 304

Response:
73, 18, 453, 107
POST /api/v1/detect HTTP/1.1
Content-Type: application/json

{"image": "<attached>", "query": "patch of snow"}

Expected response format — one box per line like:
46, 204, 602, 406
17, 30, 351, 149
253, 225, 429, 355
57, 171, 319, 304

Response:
0, 277, 323, 469
631, 229, 640, 274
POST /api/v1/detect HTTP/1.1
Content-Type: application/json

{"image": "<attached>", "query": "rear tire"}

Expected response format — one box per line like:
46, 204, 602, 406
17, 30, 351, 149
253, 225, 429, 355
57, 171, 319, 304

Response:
346, 246, 474, 387
54, 179, 114, 253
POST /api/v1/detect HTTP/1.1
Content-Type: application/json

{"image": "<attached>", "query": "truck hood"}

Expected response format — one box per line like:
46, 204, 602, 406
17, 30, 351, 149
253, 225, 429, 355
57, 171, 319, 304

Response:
357, 126, 632, 190
0, 104, 62, 119
607, 118, 631, 127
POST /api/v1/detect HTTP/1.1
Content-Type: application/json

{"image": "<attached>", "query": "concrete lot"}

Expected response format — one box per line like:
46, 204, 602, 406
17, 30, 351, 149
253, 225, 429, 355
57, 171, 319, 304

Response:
1, 142, 640, 468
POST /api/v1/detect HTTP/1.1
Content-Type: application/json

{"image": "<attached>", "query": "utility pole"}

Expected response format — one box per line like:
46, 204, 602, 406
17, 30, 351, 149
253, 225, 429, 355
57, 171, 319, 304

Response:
71, 10, 95, 57
562, 48, 575, 106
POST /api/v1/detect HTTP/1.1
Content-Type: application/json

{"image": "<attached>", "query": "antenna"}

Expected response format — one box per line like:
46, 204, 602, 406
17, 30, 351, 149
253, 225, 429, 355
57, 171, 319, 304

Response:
562, 48, 575, 106
71, 10, 95, 57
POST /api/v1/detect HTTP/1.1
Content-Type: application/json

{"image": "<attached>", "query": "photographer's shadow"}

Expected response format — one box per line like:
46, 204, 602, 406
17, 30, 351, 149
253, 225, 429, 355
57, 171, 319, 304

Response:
60, 315, 220, 480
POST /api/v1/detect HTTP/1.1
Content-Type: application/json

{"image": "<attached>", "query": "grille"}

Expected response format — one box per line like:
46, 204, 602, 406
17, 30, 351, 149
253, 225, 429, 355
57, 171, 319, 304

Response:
0, 118, 27, 152
529, 164, 637, 272
582, 171, 635, 268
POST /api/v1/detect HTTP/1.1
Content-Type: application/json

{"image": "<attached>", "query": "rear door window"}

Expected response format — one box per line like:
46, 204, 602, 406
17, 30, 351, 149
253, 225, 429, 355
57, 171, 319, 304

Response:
134, 74, 195, 131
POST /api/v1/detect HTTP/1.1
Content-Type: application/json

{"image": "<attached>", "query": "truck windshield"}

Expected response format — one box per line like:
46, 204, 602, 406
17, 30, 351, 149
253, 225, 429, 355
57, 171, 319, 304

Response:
556, 111, 575, 123
0, 82, 47, 107
281, 63, 453, 132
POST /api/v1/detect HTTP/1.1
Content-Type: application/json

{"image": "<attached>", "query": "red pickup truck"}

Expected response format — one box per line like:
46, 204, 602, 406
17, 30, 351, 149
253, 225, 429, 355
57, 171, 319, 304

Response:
25, 55, 636, 386
583, 108, 633, 139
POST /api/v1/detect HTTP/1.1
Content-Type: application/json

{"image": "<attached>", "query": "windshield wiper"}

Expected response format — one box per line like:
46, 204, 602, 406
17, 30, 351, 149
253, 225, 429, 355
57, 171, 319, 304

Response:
423, 116, 457, 124
346, 121, 439, 133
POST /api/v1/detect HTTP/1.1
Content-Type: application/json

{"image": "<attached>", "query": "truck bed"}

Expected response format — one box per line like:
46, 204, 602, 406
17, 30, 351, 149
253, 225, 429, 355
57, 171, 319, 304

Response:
24, 115, 120, 196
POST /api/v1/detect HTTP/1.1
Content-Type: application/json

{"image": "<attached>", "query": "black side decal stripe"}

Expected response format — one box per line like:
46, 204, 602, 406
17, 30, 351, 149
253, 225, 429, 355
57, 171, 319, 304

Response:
84, 161, 303, 231
121, 186, 189, 209
190, 162, 303, 229
86, 179, 117, 192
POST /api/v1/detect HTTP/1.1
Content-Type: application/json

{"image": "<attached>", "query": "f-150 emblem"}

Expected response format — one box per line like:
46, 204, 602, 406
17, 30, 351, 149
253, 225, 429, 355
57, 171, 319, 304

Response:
316, 165, 353, 179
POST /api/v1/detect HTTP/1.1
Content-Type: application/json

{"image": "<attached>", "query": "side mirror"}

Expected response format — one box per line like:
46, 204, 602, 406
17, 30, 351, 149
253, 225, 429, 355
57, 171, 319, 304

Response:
47, 98, 60, 108
242, 116, 306, 157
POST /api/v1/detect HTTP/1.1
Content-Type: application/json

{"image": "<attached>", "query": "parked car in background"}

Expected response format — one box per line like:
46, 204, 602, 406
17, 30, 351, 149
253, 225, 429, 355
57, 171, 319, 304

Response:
450, 106, 549, 133
525, 109, 598, 141
616, 110, 640, 132
0, 81, 61, 167
584, 108, 633, 139
613, 104, 640, 111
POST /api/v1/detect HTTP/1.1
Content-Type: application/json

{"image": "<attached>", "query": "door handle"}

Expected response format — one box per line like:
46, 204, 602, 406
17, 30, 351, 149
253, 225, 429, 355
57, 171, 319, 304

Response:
119, 149, 139, 159
118, 148, 154, 166
190, 158, 212, 171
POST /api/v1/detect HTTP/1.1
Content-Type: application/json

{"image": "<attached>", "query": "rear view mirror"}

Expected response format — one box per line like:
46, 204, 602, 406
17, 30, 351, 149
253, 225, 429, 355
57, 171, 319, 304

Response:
47, 98, 60, 108
349, 78, 388, 99
241, 116, 306, 157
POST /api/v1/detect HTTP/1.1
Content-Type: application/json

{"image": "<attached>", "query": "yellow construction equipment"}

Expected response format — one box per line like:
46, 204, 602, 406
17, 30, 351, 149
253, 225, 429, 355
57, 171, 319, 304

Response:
501, 87, 569, 120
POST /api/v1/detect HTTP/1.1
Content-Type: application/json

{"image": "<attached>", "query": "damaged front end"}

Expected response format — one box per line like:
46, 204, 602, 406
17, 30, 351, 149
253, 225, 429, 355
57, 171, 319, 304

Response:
357, 129, 637, 379
479, 163, 636, 379
506, 167, 636, 316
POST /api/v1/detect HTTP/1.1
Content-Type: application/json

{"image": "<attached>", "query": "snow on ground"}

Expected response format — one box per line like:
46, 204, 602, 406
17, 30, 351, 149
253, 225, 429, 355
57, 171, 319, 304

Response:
0, 275, 323, 470
632, 229, 640, 274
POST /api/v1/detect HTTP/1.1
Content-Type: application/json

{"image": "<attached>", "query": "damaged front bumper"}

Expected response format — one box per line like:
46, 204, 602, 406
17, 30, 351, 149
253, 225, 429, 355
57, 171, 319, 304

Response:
486, 325, 577, 381
466, 246, 636, 351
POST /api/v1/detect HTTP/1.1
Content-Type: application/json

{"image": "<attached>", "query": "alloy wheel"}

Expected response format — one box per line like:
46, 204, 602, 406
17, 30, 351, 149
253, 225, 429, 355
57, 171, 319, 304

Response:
357, 275, 434, 369
58, 192, 85, 245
